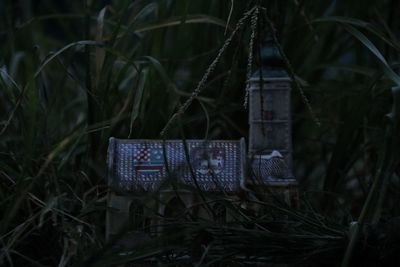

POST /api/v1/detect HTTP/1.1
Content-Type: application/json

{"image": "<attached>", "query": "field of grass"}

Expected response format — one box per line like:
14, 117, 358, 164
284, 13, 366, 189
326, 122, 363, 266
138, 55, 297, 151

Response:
1, 0, 400, 266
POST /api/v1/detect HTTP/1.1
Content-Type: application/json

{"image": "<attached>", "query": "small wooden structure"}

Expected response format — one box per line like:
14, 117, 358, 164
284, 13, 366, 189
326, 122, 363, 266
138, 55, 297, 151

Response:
106, 41, 298, 240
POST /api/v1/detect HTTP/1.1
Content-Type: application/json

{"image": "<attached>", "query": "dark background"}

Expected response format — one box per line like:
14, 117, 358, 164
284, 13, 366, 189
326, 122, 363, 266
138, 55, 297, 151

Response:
1, 0, 400, 266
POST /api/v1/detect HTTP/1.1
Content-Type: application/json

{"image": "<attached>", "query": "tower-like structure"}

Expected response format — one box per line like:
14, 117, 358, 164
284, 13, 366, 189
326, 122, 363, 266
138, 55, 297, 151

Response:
247, 38, 297, 209
248, 39, 292, 168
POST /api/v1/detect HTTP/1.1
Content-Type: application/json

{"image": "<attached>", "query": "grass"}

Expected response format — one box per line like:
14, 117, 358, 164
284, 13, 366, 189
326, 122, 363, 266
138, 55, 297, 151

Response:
1, 0, 400, 266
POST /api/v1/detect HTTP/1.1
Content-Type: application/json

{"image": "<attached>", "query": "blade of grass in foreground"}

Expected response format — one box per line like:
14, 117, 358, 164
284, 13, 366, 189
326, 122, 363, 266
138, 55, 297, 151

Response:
34, 41, 102, 78
128, 68, 148, 138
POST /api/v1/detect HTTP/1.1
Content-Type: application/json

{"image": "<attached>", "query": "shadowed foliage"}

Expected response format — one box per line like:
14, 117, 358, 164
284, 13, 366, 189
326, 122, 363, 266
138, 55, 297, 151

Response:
1, 0, 400, 266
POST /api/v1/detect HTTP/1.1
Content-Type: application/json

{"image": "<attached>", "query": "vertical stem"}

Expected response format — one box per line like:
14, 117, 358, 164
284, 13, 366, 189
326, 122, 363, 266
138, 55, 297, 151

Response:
341, 130, 391, 267
84, 1, 96, 162
341, 172, 381, 267
5, 0, 15, 56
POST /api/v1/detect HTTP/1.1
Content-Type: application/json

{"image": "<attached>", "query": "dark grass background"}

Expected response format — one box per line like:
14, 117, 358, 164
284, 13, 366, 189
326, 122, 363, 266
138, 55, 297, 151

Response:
1, 0, 400, 266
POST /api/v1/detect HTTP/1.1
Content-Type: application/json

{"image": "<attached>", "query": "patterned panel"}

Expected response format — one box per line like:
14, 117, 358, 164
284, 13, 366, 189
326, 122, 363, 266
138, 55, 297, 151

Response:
108, 139, 245, 192
251, 151, 294, 181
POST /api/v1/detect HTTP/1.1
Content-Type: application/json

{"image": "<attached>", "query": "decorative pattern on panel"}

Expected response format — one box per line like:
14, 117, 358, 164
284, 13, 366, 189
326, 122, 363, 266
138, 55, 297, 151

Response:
250, 150, 296, 185
108, 138, 246, 192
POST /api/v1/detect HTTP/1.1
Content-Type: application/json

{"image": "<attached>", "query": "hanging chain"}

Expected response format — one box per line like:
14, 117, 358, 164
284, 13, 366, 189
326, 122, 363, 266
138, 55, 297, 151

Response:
243, 6, 259, 108
160, 7, 257, 137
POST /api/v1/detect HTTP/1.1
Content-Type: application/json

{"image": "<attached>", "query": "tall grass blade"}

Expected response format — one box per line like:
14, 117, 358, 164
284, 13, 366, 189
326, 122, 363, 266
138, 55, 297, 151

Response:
128, 68, 148, 138
34, 40, 101, 78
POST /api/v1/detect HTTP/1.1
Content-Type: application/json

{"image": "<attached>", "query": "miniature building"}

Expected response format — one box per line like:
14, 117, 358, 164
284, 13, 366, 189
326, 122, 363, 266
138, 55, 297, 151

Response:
106, 139, 247, 240
247, 39, 297, 204
249, 38, 292, 166
106, 41, 298, 240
